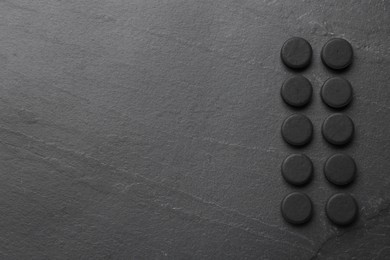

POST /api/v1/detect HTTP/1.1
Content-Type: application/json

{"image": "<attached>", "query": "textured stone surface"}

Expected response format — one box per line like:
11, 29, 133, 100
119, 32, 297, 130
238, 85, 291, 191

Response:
0, 0, 389, 259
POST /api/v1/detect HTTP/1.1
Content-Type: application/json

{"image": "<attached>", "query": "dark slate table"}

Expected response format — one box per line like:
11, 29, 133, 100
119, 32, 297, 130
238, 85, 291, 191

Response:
0, 0, 389, 259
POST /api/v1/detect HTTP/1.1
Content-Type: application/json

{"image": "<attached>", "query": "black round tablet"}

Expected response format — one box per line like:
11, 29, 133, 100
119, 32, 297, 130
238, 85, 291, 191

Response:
281, 37, 312, 69
282, 154, 313, 186
321, 38, 353, 70
326, 193, 358, 226
322, 114, 354, 146
321, 77, 353, 109
281, 76, 313, 107
281, 192, 313, 225
324, 154, 356, 186
282, 114, 313, 146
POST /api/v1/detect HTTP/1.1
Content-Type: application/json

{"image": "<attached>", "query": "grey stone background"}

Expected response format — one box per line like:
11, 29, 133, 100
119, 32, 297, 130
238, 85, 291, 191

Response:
0, 0, 389, 259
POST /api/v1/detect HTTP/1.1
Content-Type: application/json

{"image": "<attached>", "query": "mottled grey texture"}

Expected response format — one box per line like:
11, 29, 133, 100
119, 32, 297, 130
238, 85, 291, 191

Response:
0, 0, 389, 259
